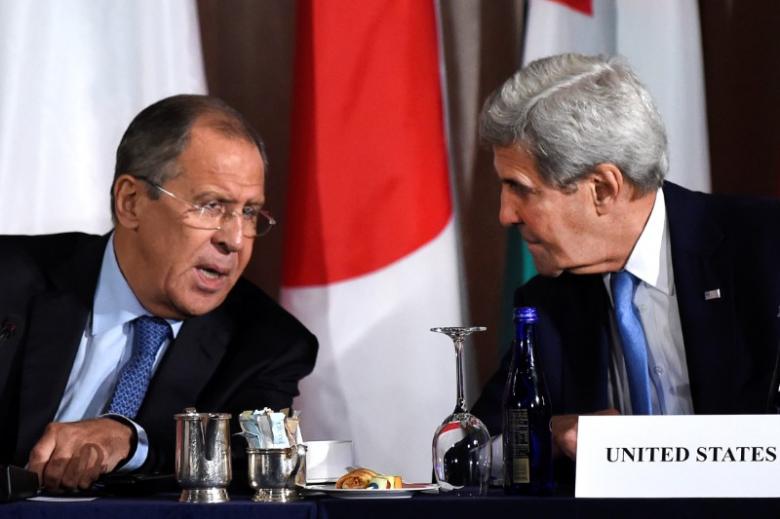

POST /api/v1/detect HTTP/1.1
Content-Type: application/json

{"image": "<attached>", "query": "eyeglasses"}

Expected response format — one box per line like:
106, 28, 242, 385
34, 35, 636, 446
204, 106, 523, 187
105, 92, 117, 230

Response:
139, 178, 276, 238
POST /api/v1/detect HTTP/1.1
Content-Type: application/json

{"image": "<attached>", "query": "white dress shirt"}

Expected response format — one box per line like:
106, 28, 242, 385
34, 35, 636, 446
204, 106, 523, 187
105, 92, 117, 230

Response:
603, 188, 694, 415
53, 234, 182, 470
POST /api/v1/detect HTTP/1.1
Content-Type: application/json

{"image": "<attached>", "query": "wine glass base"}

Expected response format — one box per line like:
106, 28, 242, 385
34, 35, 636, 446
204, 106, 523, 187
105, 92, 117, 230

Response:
439, 485, 487, 497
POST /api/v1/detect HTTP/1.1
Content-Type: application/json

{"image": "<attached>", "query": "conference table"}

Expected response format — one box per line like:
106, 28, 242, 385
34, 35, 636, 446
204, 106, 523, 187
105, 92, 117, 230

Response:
3, 490, 780, 519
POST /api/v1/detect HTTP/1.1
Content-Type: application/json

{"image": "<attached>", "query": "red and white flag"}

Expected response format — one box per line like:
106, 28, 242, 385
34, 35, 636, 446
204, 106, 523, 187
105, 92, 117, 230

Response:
281, 0, 463, 481
524, 0, 710, 192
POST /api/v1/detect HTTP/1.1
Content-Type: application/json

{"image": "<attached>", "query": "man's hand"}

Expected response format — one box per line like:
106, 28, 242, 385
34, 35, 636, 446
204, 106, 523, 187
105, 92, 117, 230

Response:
551, 408, 620, 460
27, 417, 134, 491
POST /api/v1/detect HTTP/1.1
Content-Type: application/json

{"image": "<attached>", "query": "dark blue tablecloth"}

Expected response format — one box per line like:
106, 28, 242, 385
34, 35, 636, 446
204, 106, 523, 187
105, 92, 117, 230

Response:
318, 493, 780, 519
3, 492, 780, 519
0, 494, 316, 519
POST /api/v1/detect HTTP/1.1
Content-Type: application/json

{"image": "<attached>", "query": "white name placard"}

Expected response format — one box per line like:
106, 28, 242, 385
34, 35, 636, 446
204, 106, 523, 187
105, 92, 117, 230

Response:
575, 415, 780, 498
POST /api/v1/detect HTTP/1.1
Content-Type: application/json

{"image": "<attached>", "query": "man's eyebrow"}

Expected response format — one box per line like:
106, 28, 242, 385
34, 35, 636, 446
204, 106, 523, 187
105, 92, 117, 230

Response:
192, 190, 234, 203
502, 176, 539, 194
501, 177, 530, 188
192, 190, 259, 203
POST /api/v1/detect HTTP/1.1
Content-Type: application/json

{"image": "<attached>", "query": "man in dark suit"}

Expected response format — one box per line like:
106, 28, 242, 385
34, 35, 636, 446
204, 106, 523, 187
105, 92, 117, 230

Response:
0, 95, 318, 490
472, 54, 780, 467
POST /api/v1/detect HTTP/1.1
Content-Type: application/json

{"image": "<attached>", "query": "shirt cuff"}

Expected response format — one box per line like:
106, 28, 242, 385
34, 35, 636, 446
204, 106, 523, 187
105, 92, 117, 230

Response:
101, 413, 149, 472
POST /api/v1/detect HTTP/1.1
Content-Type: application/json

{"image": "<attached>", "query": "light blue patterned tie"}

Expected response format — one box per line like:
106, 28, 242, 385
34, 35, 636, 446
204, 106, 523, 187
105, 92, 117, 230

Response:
611, 270, 653, 415
107, 316, 171, 418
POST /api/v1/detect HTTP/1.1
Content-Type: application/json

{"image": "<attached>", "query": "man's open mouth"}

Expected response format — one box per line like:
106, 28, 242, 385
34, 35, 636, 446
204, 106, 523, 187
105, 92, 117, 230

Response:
197, 265, 230, 279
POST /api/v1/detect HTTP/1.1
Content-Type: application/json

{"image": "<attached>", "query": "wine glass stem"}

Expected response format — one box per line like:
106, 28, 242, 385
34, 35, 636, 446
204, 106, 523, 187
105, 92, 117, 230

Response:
454, 337, 466, 414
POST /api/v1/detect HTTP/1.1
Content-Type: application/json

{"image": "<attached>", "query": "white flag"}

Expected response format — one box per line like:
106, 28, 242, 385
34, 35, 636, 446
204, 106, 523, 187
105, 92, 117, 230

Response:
0, 0, 207, 234
524, 0, 710, 192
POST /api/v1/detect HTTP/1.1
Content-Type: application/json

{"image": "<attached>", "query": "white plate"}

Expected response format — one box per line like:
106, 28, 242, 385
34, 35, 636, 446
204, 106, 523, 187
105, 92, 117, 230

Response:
303, 483, 438, 499
305, 477, 338, 484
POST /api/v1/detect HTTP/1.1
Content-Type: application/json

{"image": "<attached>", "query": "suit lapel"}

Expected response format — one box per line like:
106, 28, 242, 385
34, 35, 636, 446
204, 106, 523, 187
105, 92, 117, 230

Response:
563, 275, 611, 412
137, 307, 233, 427
0, 313, 25, 406
16, 293, 90, 455
16, 235, 106, 458
532, 273, 611, 414
665, 183, 737, 413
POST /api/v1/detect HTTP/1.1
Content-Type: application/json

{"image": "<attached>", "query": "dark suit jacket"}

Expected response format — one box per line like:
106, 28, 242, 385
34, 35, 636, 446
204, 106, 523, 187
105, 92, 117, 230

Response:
473, 182, 780, 434
0, 232, 318, 473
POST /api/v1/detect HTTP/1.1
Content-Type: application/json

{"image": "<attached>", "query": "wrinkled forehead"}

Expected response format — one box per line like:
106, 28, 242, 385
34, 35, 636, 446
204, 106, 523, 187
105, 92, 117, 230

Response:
193, 113, 268, 169
493, 144, 540, 173
173, 128, 266, 198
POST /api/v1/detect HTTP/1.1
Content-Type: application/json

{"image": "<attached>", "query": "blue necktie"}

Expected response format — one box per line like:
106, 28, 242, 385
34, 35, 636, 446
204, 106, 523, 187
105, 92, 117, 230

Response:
611, 270, 653, 415
107, 316, 171, 418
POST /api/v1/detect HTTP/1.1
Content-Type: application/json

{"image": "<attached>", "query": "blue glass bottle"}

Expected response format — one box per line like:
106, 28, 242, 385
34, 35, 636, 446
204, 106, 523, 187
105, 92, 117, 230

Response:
502, 306, 554, 495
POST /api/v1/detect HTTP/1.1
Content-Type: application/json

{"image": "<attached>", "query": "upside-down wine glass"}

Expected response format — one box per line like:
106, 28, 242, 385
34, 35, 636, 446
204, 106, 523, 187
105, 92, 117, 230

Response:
431, 326, 491, 496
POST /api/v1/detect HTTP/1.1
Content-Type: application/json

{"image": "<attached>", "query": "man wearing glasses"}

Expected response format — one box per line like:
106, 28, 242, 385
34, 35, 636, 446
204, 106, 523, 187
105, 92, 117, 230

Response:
0, 95, 318, 491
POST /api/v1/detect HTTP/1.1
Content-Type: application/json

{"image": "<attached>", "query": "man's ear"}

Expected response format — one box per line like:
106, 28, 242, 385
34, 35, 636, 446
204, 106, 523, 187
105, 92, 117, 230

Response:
588, 163, 624, 215
113, 175, 144, 229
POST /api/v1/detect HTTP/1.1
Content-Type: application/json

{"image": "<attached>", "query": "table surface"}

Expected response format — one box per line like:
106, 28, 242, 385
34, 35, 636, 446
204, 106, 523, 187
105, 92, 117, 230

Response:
3, 491, 780, 519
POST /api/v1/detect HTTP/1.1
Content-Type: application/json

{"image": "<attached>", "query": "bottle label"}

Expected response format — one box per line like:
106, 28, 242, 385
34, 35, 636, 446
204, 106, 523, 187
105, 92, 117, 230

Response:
507, 408, 531, 483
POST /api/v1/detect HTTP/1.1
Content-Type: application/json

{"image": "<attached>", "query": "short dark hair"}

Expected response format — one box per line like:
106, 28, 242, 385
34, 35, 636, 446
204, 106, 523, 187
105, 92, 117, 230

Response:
111, 94, 268, 220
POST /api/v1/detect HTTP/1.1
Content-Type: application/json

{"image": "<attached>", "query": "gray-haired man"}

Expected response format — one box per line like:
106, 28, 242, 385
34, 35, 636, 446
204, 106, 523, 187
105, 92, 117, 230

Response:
472, 54, 780, 477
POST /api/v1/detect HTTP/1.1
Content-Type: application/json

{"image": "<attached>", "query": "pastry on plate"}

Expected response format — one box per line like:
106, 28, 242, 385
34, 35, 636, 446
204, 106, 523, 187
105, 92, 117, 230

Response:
335, 468, 378, 489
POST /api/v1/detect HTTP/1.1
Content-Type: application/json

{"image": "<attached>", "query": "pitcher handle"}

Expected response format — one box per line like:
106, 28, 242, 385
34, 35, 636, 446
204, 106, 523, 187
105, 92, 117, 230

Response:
291, 444, 306, 477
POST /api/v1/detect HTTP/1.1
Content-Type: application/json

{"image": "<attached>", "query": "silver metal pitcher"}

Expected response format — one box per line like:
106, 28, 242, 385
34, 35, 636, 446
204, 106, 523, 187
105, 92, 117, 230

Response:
174, 407, 232, 503
247, 444, 307, 502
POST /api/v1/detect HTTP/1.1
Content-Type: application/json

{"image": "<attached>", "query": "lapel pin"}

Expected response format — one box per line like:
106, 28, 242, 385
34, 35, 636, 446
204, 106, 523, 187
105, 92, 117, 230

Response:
0, 320, 16, 341
704, 289, 721, 301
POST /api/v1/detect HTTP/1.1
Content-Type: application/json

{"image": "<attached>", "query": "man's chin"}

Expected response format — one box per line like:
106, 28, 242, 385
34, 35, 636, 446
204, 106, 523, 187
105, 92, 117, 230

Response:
565, 263, 612, 275
528, 256, 564, 278
170, 291, 229, 318
536, 267, 564, 278
531, 253, 612, 277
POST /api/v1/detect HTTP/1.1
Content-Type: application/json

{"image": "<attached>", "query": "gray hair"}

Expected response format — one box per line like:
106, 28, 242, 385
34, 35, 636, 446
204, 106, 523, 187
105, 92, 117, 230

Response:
479, 53, 667, 193
111, 94, 268, 221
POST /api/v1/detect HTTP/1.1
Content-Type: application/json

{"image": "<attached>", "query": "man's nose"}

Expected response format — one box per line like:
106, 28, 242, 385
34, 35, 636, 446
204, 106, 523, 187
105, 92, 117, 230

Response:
498, 197, 521, 227
213, 213, 245, 253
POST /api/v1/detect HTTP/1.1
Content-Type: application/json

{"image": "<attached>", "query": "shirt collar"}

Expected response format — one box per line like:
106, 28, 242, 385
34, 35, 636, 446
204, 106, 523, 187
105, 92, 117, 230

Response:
623, 188, 674, 296
91, 234, 183, 337
603, 188, 674, 301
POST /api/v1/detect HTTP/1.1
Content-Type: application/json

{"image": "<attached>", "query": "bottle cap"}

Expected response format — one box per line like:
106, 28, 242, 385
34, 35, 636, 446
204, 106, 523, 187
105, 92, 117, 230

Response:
513, 306, 538, 323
